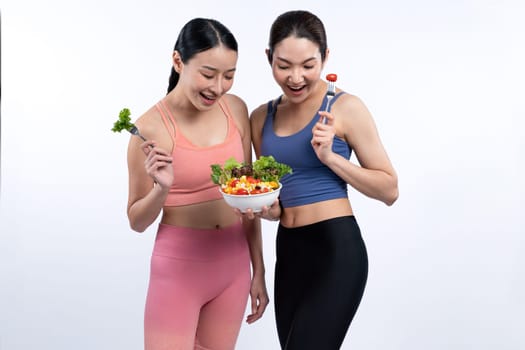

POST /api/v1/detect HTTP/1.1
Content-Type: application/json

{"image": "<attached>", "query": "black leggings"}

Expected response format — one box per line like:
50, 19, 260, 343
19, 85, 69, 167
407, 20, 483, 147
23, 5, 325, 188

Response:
274, 216, 368, 350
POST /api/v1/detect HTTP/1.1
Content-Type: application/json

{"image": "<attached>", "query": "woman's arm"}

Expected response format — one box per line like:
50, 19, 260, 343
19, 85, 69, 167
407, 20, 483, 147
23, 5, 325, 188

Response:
126, 116, 174, 232
312, 94, 399, 206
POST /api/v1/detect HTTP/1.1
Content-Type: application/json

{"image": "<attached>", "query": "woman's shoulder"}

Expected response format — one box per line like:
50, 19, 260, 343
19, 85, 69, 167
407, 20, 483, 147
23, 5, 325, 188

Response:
250, 102, 274, 132
332, 91, 377, 143
334, 91, 366, 108
220, 94, 250, 138
222, 93, 247, 111
250, 95, 281, 122
333, 92, 372, 119
221, 93, 249, 122
134, 104, 162, 139
250, 102, 268, 118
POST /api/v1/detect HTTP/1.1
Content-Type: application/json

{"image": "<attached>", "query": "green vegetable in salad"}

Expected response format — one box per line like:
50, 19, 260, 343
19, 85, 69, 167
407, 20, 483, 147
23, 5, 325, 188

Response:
252, 155, 293, 182
111, 108, 134, 132
211, 156, 292, 185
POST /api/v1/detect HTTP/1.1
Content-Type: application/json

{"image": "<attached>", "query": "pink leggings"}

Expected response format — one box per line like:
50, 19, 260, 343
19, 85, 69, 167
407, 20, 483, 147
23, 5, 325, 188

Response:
144, 222, 251, 350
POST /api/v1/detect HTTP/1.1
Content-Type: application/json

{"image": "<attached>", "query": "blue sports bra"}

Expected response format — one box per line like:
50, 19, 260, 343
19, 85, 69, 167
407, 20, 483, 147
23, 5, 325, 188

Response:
260, 92, 352, 208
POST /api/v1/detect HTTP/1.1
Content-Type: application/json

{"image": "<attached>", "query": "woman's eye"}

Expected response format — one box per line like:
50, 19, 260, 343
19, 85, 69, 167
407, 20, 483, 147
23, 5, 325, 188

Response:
304, 65, 314, 70
224, 75, 234, 81
277, 66, 289, 70
202, 73, 213, 79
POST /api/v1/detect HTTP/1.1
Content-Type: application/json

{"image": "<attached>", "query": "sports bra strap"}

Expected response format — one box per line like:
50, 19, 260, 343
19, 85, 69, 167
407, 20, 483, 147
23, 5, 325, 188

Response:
218, 99, 232, 119
267, 96, 282, 118
327, 91, 346, 111
156, 101, 176, 141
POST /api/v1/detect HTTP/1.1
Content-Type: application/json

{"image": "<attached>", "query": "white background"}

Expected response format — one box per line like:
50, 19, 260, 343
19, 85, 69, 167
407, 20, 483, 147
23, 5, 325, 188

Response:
1, 0, 524, 349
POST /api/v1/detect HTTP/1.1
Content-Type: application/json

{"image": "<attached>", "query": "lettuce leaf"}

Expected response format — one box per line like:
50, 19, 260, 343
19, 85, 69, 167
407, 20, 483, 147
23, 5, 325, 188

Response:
211, 157, 243, 185
111, 108, 134, 132
252, 156, 292, 182
210, 156, 292, 185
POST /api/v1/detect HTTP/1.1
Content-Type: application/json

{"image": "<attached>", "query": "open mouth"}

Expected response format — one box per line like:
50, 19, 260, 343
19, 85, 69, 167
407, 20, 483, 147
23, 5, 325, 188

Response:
287, 85, 306, 94
200, 92, 217, 105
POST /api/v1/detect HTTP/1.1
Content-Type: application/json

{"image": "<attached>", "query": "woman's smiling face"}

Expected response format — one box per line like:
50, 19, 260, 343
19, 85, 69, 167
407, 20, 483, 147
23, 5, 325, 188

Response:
178, 45, 238, 109
270, 36, 324, 103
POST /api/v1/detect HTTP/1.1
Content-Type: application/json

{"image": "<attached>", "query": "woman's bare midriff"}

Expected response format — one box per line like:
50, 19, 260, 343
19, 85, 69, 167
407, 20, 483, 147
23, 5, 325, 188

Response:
161, 199, 241, 229
280, 198, 353, 228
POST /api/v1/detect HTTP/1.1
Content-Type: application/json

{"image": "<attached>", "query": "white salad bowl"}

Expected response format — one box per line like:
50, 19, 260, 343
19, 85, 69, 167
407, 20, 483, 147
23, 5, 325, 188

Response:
220, 184, 281, 213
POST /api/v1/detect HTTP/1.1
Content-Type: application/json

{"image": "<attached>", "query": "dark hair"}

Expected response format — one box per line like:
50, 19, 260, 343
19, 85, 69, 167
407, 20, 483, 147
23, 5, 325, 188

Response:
267, 10, 327, 64
166, 18, 238, 94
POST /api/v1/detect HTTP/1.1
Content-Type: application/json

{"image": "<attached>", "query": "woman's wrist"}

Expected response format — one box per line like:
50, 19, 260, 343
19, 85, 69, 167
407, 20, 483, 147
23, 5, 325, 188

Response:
252, 266, 266, 278
262, 208, 280, 221
268, 211, 280, 221
152, 182, 170, 199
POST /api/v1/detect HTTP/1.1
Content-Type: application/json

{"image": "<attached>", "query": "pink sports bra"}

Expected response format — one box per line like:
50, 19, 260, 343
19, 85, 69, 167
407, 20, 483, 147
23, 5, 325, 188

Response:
156, 98, 244, 207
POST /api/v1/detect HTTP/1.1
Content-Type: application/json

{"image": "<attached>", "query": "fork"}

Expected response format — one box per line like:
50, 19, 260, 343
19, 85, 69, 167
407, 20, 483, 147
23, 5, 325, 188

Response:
323, 73, 338, 123
129, 125, 156, 150
128, 125, 147, 142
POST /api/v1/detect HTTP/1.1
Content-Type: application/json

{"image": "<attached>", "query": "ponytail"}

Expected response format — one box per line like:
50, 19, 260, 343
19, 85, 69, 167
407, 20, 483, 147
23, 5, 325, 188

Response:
167, 67, 179, 94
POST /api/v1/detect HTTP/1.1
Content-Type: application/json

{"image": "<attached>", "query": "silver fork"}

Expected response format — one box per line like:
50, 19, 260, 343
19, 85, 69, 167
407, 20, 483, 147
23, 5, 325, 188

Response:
323, 73, 337, 123
129, 125, 155, 150
128, 125, 147, 142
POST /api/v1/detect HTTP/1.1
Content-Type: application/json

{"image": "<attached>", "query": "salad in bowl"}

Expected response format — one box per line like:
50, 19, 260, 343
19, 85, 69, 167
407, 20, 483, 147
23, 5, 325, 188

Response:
211, 156, 292, 212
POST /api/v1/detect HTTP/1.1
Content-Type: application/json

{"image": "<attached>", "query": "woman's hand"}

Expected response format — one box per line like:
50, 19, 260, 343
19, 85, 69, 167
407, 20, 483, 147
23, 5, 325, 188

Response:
141, 141, 174, 190
311, 111, 336, 163
246, 272, 269, 324
259, 199, 281, 221
238, 199, 281, 221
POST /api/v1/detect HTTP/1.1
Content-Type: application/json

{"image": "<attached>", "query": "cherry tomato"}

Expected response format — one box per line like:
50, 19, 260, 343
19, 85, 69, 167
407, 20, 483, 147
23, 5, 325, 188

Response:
246, 176, 258, 183
235, 188, 249, 195
326, 73, 338, 82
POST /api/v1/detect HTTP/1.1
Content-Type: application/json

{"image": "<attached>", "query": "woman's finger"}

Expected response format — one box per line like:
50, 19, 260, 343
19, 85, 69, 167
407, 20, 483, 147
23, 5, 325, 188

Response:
140, 141, 155, 154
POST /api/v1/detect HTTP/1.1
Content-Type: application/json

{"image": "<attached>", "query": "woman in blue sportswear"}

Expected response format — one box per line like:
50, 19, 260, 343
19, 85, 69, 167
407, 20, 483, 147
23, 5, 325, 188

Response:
249, 10, 399, 350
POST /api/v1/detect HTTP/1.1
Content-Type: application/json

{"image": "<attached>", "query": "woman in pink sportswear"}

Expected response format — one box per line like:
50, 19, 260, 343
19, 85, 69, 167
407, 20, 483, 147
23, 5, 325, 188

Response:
126, 18, 268, 350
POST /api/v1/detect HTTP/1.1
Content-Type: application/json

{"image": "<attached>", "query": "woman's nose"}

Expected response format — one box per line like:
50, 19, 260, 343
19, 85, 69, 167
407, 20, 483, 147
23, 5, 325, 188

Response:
289, 68, 303, 84
210, 77, 224, 95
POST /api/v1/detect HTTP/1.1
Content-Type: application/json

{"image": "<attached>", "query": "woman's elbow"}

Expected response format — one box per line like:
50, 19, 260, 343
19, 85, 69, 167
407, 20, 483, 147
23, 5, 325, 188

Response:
129, 222, 147, 233
384, 181, 399, 206
128, 217, 148, 233
127, 207, 148, 233
384, 189, 398, 206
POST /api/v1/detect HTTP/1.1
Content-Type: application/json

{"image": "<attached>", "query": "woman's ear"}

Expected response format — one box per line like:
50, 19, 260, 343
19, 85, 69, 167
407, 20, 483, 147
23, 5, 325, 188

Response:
172, 51, 183, 73
265, 48, 272, 64
322, 48, 330, 67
